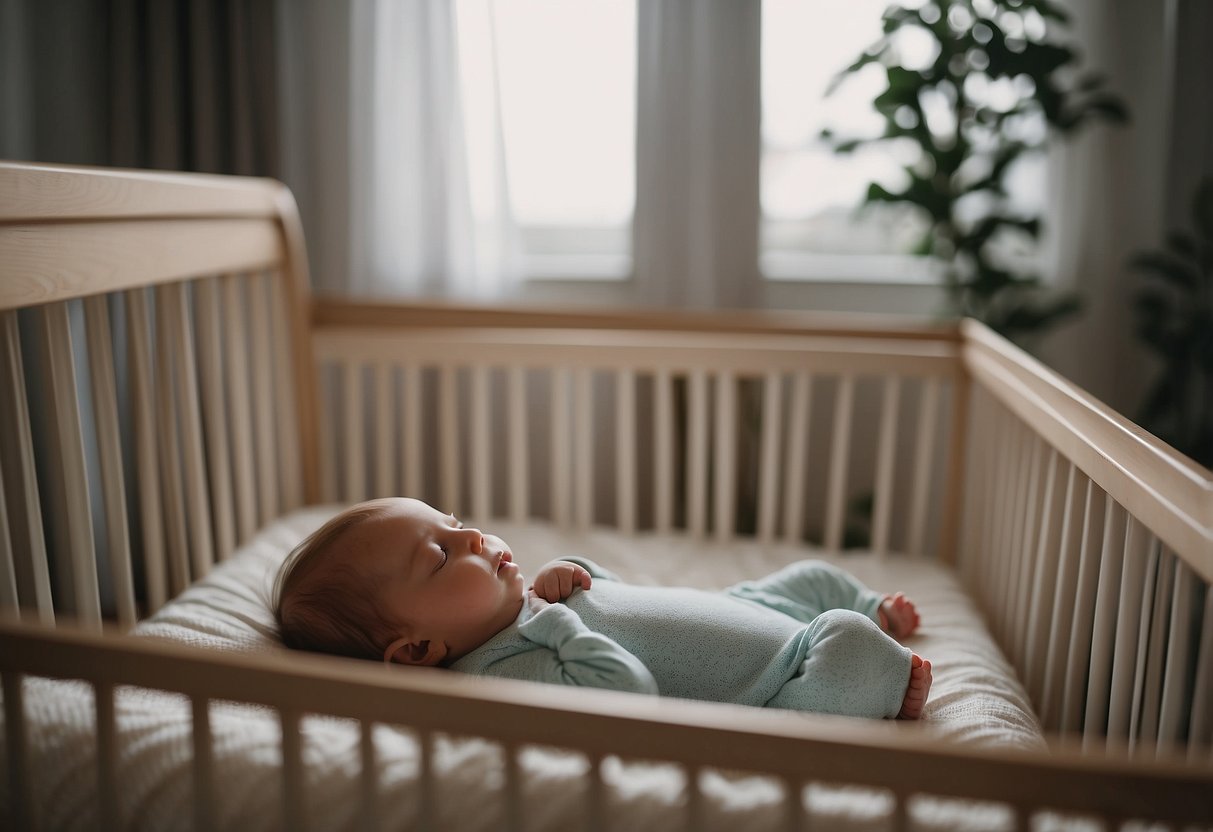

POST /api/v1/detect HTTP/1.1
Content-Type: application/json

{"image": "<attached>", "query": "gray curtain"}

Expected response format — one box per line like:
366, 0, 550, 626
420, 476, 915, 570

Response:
1, 0, 278, 176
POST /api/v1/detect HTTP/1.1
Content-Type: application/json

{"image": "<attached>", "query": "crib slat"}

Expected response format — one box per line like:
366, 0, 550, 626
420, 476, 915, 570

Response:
655, 369, 673, 534
471, 365, 491, 519
418, 730, 436, 830
192, 279, 236, 562
686, 766, 704, 832
992, 419, 1026, 643
509, 367, 528, 522
1083, 500, 1128, 746
617, 369, 637, 535
783, 778, 803, 832
374, 362, 395, 498
127, 289, 169, 612
440, 366, 460, 513
96, 682, 119, 830
907, 377, 939, 557
221, 274, 257, 542
41, 302, 102, 628
981, 403, 1012, 615
152, 290, 191, 592
249, 276, 279, 523
587, 754, 606, 832
1060, 484, 1107, 735
1107, 518, 1152, 743
343, 361, 367, 502
1023, 449, 1064, 698
504, 742, 523, 831
574, 368, 594, 530
551, 368, 571, 527
1137, 545, 1173, 747
83, 296, 138, 625
164, 283, 215, 581
1157, 560, 1196, 749
1039, 465, 1084, 729
714, 370, 737, 542
1007, 435, 1043, 658
782, 371, 811, 544
192, 697, 215, 832
269, 271, 304, 511
359, 721, 379, 831
402, 365, 422, 498
1125, 536, 1161, 748
0, 473, 17, 616
2, 672, 33, 831
871, 376, 900, 556
1188, 588, 1213, 757
757, 371, 782, 544
687, 369, 708, 539
824, 374, 854, 552
318, 368, 339, 504
0, 311, 53, 624
281, 709, 305, 831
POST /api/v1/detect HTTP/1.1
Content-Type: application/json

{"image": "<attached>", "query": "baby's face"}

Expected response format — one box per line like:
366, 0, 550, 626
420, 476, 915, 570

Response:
346, 497, 525, 663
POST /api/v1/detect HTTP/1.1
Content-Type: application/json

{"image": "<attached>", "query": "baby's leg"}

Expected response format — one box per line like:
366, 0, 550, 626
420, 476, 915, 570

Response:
765, 609, 917, 719
726, 560, 885, 627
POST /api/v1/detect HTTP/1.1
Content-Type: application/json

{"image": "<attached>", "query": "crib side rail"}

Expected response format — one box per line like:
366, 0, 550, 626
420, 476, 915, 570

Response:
0, 162, 319, 628
311, 321, 968, 559
2, 621, 1210, 830
958, 319, 1213, 755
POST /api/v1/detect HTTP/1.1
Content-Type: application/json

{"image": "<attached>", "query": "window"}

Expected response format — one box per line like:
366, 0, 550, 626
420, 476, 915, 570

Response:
455, 0, 636, 280
760, 0, 935, 282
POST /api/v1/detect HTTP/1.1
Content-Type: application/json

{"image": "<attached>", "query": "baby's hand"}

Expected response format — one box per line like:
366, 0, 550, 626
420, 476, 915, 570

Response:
879, 592, 920, 639
526, 587, 551, 616
530, 560, 592, 603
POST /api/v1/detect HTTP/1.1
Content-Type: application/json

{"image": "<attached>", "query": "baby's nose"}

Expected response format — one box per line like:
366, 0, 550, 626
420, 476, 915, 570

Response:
460, 527, 485, 553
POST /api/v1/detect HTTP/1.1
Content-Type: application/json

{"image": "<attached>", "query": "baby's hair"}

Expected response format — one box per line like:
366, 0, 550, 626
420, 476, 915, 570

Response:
273, 499, 400, 661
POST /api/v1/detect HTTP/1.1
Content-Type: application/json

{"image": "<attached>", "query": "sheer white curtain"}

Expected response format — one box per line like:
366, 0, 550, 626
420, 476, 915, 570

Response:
633, 0, 761, 309
281, 0, 521, 300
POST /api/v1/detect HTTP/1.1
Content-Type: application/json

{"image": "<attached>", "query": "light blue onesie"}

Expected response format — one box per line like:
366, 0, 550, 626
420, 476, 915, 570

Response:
450, 558, 912, 719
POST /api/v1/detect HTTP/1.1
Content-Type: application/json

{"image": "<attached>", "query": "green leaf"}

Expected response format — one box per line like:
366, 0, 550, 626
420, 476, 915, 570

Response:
1165, 231, 1199, 261
1195, 179, 1213, 239
1029, 0, 1073, 24
1130, 251, 1201, 292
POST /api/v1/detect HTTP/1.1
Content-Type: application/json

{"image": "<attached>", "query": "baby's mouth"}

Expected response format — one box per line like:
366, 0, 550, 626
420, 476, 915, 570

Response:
496, 552, 513, 574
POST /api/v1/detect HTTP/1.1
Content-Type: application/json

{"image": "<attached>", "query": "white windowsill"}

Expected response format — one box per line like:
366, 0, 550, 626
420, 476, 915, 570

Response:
761, 252, 943, 285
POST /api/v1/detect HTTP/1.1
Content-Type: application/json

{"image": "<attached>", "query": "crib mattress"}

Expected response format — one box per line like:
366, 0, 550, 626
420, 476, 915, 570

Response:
5, 507, 1047, 831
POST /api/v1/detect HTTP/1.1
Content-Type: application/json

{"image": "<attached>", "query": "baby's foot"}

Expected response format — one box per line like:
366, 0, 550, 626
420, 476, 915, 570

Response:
897, 653, 932, 720
879, 592, 920, 639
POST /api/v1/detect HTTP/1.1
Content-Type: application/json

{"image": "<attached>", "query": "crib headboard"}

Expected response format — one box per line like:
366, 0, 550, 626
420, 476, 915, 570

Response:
0, 161, 318, 629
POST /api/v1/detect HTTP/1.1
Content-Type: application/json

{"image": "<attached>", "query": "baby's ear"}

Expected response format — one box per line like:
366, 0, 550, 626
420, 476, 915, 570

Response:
386, 637, 446, 667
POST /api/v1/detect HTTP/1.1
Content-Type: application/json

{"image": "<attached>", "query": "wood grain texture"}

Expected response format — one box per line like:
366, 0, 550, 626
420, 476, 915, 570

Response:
0, 220, 282, 311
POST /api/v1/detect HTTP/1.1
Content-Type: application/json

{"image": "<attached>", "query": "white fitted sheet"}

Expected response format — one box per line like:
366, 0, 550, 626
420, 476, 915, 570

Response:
4, 507, 1049, 831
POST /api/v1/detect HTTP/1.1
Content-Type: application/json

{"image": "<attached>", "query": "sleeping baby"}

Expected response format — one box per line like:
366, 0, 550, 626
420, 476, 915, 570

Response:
273, 497, 932, 720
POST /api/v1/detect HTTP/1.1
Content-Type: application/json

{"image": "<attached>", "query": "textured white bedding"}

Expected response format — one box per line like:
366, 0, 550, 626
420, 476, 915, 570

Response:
3, 507, 1047, 831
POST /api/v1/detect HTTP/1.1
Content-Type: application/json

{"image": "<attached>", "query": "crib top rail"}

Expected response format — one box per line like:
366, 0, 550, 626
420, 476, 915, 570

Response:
0, 161, 298, 312
962, 319, 1213, 580
315, 296, 962, 342
2, 620, 1210, 825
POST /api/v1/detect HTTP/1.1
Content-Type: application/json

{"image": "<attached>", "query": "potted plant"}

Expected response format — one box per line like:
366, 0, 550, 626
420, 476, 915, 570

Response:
823, 0, 1127, 345
1131, 178, 1213, 468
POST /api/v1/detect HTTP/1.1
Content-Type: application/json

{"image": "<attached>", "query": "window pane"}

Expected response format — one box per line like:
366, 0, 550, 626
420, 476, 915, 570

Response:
457, 0, 635, 275
761, 0, 929, 266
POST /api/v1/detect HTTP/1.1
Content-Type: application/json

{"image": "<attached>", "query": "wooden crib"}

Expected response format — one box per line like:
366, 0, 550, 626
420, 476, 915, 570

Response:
0, 161, 1210, 830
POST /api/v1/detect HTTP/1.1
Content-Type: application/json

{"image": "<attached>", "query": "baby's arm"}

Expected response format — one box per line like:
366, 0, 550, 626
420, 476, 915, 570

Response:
483, 591, 657, 694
